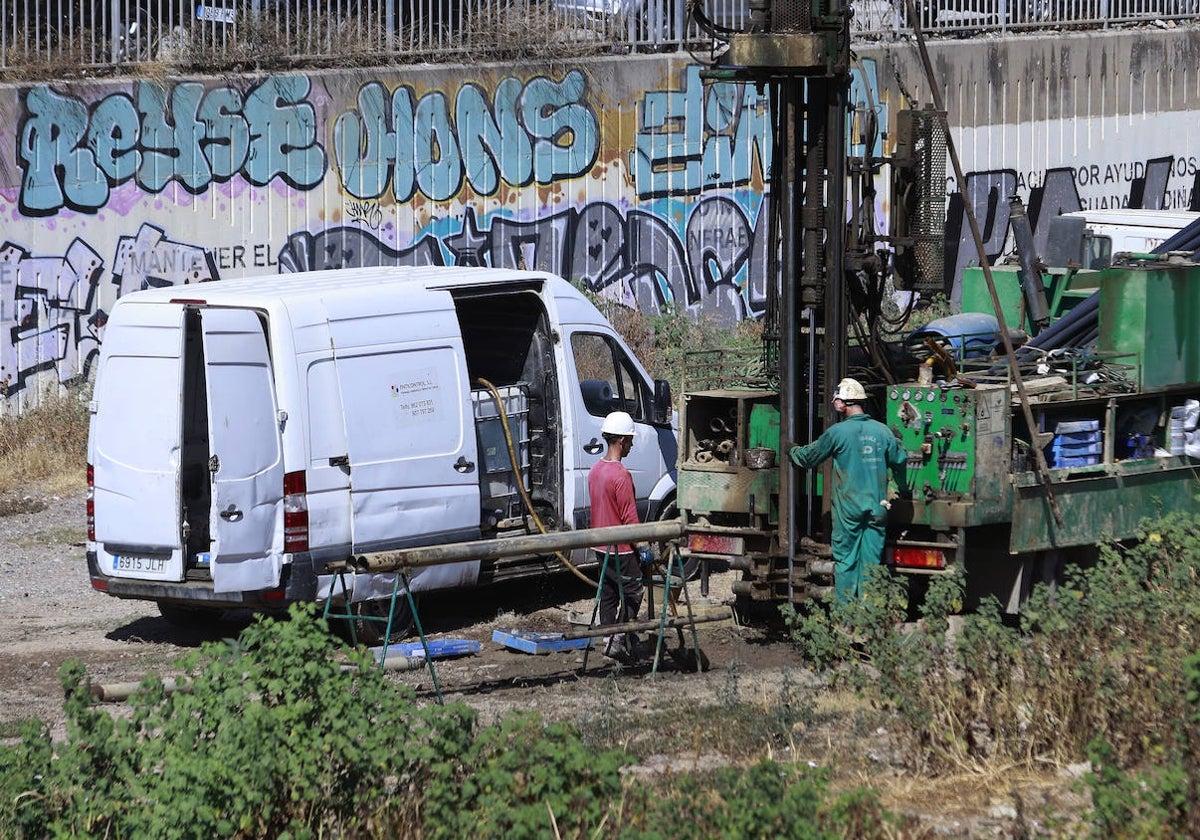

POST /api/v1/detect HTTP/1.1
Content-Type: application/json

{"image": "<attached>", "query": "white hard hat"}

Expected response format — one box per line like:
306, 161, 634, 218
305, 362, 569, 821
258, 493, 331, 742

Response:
833, 378, 867, 402
601, 411, 636, 436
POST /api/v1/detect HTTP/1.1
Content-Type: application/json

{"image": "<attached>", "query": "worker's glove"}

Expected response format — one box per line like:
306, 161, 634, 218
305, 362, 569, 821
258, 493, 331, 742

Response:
637, 546, 655, 566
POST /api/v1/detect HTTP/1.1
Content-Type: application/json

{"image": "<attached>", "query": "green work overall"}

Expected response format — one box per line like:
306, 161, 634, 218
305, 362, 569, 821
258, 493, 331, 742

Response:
790, 414, 907, 602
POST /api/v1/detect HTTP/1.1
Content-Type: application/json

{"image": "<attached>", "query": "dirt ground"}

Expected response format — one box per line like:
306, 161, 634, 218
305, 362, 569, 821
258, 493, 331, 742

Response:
0, 489, 1092, 836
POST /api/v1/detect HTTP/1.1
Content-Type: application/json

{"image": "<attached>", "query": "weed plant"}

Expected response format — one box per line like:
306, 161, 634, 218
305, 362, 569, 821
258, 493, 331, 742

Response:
593, 295, 765, 401
0, 604, 897, 838
785, 511, 1200, 835
0, 383, 90, 496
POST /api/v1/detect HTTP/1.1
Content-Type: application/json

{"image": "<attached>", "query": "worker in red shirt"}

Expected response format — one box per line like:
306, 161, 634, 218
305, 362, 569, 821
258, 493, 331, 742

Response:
589, 410, 653, 664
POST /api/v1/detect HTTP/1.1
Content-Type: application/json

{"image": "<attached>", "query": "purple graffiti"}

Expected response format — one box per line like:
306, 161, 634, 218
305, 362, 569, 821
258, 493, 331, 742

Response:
0, 239, 103, 397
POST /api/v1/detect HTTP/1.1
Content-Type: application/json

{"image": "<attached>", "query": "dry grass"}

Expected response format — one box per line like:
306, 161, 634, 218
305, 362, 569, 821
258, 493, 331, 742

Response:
866, 765, 1092, 837
0, 386, 90, 497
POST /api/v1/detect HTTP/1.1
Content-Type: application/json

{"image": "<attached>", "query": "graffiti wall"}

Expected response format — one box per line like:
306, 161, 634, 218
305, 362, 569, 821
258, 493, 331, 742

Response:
1, 28, 1198, 409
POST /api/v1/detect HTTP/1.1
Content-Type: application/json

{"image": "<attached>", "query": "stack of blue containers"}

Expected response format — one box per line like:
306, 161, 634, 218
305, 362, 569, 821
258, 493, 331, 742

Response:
1047, 419, 1102, 468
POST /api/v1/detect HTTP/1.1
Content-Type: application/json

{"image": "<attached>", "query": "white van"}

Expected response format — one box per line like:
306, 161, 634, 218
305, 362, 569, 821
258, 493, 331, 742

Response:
1059, 209, 1200, 263
86, 266, 677, 634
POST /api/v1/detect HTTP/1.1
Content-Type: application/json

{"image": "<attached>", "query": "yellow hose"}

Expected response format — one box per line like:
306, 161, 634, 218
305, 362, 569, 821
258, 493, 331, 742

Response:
474, 377, 600, 587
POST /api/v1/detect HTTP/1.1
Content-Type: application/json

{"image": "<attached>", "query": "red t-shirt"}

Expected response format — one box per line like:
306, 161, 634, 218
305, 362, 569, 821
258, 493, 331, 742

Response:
588, 458, 639, 553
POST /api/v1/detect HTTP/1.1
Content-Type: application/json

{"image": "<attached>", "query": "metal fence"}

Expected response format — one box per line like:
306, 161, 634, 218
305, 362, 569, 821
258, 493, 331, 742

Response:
0, 0, 1196, 73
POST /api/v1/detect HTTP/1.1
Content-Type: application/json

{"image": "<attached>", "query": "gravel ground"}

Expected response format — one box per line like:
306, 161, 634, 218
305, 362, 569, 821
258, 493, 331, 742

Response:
0, 490, 200, 733
0, 489, 1090, 835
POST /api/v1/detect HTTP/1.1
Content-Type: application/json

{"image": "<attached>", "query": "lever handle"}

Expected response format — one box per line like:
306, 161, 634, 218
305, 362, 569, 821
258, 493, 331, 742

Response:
584, 438, 604, 455
454, 456, 475, 473
219, 504, 243, 522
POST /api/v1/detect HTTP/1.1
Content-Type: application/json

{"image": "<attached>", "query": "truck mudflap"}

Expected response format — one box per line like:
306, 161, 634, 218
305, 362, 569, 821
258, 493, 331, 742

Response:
87, 550, 317, 606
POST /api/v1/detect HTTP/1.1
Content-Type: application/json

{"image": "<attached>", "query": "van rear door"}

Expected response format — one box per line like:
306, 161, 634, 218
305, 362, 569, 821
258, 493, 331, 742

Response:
91, 303, 187, 580
201, 308, 284, 593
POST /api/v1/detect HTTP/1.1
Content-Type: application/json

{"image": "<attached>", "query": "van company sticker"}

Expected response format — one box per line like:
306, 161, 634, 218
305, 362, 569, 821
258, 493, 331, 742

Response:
391, 367, 441, 421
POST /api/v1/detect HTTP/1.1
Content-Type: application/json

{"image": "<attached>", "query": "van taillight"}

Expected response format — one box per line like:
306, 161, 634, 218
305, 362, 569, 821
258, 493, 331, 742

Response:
891, 546, 946, 570
283, 470, 308, 553
87, 463, 95, 541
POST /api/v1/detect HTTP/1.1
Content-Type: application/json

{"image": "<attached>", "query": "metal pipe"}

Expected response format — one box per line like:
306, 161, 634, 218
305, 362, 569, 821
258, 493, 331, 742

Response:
559, 611, 731, 640
353, 519, 686, 573
778, 78, 800, 599
1009, 195, 1051, 333
91, 676, 192, 702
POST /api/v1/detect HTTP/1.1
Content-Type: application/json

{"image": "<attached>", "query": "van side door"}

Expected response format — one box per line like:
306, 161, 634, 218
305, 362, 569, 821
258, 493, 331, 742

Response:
324, 289, 482, 558
201, 308, 285, 593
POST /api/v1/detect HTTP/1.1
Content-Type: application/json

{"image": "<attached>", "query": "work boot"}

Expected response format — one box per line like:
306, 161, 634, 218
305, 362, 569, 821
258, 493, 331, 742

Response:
603, 633, 634, 665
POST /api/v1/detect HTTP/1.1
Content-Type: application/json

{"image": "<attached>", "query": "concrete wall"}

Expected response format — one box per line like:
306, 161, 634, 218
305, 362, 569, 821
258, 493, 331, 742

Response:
862, 30, 1200, 294
1, 27, 1197, 410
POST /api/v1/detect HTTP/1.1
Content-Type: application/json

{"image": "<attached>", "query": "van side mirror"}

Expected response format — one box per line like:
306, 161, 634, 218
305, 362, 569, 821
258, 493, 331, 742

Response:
651, 379, 672, 426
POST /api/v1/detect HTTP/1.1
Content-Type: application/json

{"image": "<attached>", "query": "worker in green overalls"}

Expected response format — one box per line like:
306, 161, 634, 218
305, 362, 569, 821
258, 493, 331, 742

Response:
789, 378, 907, 602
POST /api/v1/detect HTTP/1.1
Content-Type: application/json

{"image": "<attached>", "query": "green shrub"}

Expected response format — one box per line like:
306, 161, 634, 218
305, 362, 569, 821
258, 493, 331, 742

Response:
1, 605, 476, 838
786, 511, 1200, 802
1084, 650, 1200, 838
0, 603, 895, 838
623, 760, 892, 839
425, 713, 629, 839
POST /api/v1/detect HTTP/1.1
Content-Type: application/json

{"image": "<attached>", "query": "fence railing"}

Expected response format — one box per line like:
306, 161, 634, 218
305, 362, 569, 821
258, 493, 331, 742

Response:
0, 0, 1196, 74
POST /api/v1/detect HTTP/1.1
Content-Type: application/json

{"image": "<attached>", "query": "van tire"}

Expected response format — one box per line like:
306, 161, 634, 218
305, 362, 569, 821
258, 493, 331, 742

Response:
654, 498, 698, 581
342, 596, 417, 646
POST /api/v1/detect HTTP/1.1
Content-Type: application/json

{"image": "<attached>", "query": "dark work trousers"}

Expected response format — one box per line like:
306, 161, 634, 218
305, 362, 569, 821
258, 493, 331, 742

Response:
596, 549, 643, 627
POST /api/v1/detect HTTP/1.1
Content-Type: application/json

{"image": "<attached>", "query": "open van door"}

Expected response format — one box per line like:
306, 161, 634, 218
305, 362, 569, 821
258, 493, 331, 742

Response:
566, 329, 671, 524
91, 303, 187, 581
201, 308, 285, 594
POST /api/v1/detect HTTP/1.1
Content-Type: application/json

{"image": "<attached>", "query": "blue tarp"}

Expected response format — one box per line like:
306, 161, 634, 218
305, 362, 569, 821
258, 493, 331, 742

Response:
906, 312, 999, 359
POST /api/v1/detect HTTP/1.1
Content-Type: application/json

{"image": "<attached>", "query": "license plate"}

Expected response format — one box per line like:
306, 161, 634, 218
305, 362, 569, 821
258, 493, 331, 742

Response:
111, 554, 178, 580
196, 6, 237, 23
687, 533, 745, 556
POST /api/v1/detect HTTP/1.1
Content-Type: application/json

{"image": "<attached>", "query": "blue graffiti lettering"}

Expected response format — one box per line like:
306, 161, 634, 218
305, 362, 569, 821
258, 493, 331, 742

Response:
457, 79, 533, 195
16, 75, 326, 213
242, 76, 326, 189
19, 87, 109, 214
333, 70, 598, 203
633, 65, 772, 198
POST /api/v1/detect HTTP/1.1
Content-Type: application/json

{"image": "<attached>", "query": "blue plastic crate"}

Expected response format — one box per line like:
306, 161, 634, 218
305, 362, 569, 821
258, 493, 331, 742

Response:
1053, 430, 1102, 446
1054, 419, 1100, 434
1052, 440, 1103, 456
1052, 454, 1100, 468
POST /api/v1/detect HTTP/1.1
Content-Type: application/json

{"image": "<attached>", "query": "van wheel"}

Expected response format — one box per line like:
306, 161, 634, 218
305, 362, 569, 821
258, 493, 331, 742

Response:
654, 499, 699, 581
157, 602, 211, 628
344, 596, 418, 647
